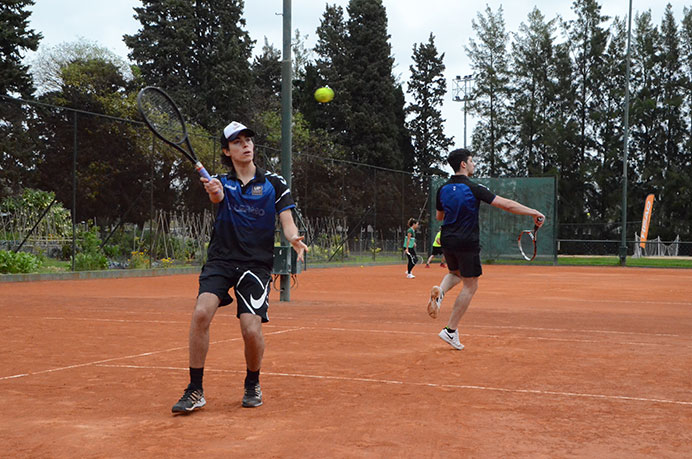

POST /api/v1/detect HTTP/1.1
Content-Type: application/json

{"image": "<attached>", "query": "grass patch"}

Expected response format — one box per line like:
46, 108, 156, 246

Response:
487, 256, 692, 268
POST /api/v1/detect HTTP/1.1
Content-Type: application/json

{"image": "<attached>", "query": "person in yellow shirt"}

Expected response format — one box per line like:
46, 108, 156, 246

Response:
425, 230, 446, 268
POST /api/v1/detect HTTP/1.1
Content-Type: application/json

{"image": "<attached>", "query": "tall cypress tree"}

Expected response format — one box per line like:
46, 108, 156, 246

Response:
592, 16, 627, 235
406, 33, 453, 177
657, 6, 688, 238
304, 4, 350, 145
565, 0, 610, 222
510, 8, 558, 177
0, 0, 42, 197
467, 5, 512, 177
630, 12, 663, 189
678, 8, 692, 238
342, 0, 402, 169
124, 0, 254, 132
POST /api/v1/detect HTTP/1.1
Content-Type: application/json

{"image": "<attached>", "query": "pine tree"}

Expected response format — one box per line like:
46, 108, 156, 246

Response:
564, 0, 610, 223
657, 5, 688, 239
678, 8, 692, 238
0, 0, 42, 197
629, 12, 663, 190
467, 5, 512, 177
592, 16, 627, 236
124, 0, 254, 132
342, 0, 403, 169
0, 0, 41, 96
406, 33, 453, 177
509, 8, 558, 177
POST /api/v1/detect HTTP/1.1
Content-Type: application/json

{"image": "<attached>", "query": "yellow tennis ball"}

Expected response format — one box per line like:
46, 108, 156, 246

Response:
314, 86, 334, 103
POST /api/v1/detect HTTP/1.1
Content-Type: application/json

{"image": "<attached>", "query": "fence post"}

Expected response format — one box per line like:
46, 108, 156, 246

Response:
71, 112, 78, 271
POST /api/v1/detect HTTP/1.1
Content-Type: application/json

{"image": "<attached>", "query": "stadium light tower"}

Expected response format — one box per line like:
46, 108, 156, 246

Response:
619, 0, 633, 266
452, 74, 475, 148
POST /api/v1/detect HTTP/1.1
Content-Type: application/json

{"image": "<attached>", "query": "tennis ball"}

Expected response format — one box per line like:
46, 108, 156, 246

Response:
314, 86, 334, 103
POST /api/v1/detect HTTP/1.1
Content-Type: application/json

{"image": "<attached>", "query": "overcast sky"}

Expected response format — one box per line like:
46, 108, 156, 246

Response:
25, 1, 691, 152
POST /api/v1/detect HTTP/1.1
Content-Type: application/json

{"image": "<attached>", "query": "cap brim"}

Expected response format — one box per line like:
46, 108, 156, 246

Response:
228, 128, 255, 141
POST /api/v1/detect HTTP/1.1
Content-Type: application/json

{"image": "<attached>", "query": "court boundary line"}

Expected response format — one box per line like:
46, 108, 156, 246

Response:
94, 363, 692, 407
8, 314, 688, 340
0, 328, 304, 381
6, 315, 683, 348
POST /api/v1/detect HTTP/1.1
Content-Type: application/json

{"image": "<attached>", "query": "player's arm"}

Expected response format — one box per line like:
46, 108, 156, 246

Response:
490, 196, 545, 226
201, 177, 224, 204
279, 209, 308, 261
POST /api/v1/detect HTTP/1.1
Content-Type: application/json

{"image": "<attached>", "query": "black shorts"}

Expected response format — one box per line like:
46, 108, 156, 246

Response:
443, 248, 482, 278
431, 246, 444, 256
198, 261, 271, 323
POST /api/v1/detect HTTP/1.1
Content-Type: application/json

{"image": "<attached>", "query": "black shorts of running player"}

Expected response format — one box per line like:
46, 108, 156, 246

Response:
431, 246, 444, 256
198, 261, 272, 323
443, 248, 482, 278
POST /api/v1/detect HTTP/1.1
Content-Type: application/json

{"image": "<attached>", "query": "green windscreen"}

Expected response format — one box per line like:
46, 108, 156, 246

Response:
428, 176, 557, 262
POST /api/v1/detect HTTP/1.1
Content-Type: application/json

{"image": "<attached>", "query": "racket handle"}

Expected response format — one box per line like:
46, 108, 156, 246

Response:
195, 161, 212, 181
195, 162, 223, 198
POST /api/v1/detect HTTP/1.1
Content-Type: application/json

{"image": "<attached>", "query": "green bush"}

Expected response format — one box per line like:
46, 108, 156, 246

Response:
72, 225, 108, 271
128, 251, 150, 269
0, 250, 42, 274
74, 252, 108, 271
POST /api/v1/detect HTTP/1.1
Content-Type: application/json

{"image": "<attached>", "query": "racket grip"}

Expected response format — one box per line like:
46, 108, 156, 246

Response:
195, 162, 212, 181
195, 162, 223, 198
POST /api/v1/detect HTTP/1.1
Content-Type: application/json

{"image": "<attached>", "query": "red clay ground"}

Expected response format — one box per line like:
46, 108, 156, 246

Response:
1, 264, 691, 458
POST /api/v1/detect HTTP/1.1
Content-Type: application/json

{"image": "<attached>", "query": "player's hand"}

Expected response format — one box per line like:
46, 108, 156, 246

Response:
289, 235, 309, 262
201, 177, 224, 200
534, 213, 545, 227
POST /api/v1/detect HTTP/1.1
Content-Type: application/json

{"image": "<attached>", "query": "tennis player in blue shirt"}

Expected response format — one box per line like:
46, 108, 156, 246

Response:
427, 148, 544, 350
172, 122, 308, 413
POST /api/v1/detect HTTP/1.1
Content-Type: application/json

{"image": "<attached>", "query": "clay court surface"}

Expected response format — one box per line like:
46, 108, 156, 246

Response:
1, 264, 691, 457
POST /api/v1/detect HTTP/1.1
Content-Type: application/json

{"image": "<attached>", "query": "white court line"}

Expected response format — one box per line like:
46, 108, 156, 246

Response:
284, 326, 681, 348
5, 315, 684, 348
0, 328, 304, 381
95, 363, 692, 407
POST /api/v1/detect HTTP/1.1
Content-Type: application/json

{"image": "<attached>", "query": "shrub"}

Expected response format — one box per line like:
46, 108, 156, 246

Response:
0, 250, 42, 274
74, 252, 108, 271
129, 251, 149, 269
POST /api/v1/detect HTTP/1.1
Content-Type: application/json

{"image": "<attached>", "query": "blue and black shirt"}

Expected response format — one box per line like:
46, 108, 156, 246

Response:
436, 175, 496, 251
207, 167, 295, 270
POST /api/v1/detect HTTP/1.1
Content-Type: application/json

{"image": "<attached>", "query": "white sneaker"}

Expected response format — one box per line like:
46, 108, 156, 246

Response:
427, 286, 443, 318
406, 273, 415, 279
438, 328, 464, 350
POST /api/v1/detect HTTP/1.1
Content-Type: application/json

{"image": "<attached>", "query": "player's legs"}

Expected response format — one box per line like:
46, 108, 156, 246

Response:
189, 292, 221, 368
446, 276, 479, 330
406, 249, 416, 277
234, 267, 271, 407
172, 292, 220, 414
239, 313, 264, 371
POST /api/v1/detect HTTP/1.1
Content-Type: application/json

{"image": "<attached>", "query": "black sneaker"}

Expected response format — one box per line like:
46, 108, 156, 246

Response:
242, 383, 263, 408
172, 385, 206, 413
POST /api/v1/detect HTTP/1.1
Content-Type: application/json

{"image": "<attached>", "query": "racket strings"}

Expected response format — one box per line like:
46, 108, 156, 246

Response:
139, 90, 186, 144
519, 231, 536, 260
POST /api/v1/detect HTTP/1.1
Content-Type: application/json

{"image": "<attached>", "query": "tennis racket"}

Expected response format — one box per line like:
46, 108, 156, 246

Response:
136, 86, 221, 197
518, 217, 544, 261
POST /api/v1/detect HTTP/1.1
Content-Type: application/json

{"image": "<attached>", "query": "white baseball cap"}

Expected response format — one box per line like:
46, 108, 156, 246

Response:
221, 121, 255, 146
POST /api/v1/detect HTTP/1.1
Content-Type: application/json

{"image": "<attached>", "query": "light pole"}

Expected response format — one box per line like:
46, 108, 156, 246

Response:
619, 0, 633, 266
452, 74, 475, 148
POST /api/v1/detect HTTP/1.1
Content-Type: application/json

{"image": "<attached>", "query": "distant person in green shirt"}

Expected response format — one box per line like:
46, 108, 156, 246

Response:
425, 230, 446, 268
403, 218, 419, 279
